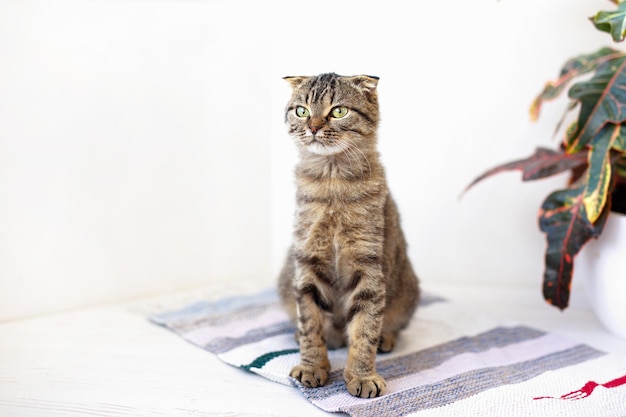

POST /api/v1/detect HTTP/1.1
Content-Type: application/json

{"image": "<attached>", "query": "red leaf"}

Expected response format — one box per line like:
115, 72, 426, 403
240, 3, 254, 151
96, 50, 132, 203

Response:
463, 147, 588, 195
539, 186, 609, 310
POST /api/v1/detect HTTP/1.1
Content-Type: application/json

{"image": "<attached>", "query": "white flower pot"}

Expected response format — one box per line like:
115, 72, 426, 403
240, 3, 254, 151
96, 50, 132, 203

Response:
576, 212, 626, 340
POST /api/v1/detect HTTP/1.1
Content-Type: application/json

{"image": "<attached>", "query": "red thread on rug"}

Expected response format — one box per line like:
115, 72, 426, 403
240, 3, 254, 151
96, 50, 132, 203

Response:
533, 374, 626, 401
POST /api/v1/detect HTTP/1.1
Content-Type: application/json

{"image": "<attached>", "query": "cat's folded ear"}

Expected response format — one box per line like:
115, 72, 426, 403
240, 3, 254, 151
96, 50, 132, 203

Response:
283, 76, 309, 90
348, 75, 379, 95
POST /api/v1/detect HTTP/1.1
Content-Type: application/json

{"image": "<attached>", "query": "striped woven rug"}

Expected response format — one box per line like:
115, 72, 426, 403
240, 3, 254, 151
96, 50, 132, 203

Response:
149, 289, 626, 416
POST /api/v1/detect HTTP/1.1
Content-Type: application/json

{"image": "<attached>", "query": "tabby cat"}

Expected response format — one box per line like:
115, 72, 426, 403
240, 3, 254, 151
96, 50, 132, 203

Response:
277, 73, 420, 398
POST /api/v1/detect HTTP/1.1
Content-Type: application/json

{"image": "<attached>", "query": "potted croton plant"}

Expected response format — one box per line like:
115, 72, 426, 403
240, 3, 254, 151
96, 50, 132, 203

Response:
465, 0, 626, 337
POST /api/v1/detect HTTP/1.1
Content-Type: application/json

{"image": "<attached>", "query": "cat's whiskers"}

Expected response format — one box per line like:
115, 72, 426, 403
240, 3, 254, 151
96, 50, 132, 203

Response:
338, 138, 371, 180
339, 142, 366, 179
335, 139, 360, 178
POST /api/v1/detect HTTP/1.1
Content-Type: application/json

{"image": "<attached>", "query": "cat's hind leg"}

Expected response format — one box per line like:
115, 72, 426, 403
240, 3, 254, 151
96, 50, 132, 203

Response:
378, 331, 397, 353
378, 263, 420, 353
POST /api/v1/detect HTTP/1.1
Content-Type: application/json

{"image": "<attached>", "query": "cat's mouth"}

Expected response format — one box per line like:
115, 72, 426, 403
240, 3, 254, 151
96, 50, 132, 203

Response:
305, 139, 343, 156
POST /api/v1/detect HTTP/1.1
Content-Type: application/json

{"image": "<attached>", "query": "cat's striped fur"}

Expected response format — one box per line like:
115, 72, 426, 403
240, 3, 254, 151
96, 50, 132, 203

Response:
278, 73, 419, 398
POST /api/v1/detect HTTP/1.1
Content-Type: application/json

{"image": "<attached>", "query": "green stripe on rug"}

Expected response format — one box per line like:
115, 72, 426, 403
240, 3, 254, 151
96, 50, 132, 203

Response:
241, 349, 299, 371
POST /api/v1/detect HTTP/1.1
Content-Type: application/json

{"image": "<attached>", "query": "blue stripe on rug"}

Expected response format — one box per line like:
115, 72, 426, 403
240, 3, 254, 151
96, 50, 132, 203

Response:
151, 289, 443, 328
149, 288, 278, 325
151, 289, 446, 353
206, 320, 297, 354
418, 292, 446, 307
205, 292, 446, 355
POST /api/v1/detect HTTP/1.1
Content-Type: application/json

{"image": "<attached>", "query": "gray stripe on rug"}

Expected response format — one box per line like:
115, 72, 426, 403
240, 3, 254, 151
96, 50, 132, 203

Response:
336, 345, 605, 417
302, 326, 547, 401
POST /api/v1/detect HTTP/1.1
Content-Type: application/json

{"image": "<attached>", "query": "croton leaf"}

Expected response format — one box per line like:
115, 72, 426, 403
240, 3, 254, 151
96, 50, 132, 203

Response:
530, 48, 623, 121
615, 124, 626, 151
591, 1, 626, 42
582, 124, 620, 223
539, 185, 610, 310
567, 54, 626, 152
463, 147, 587, 194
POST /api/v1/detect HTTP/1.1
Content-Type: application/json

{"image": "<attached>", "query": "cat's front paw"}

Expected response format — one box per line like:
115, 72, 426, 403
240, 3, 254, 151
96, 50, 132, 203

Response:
346, 374, 386, 398
290, 364, 329, 388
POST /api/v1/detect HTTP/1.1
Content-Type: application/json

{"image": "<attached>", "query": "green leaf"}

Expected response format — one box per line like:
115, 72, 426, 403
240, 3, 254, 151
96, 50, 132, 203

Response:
463, 147, 587, 194
582, 124, 619, 223
591, 2, 626, 42
567, 54, 626, 152
539, 186, 609, 310
530, 48, 623, 121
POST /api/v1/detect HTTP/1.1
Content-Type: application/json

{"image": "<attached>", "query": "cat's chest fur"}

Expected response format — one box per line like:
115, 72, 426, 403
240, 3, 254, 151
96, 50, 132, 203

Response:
293, 158, 387, 288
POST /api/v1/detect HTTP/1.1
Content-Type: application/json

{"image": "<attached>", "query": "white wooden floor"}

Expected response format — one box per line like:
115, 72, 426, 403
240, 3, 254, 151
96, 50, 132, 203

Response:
2, 280, 626, 417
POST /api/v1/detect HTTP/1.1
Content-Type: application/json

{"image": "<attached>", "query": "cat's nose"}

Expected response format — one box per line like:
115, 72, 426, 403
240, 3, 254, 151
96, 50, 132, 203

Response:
309, 118, 324, 135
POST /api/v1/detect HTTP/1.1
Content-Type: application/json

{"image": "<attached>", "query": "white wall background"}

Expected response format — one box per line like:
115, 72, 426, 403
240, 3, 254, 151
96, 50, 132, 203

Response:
0, 0, 610, 321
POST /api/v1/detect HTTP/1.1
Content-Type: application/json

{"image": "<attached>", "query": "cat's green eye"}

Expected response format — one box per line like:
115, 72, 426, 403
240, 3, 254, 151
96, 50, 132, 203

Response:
331, 106, 348, 119
295, 106, 310, 118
